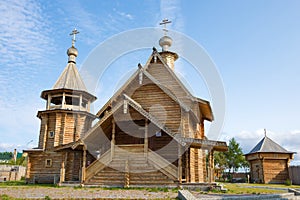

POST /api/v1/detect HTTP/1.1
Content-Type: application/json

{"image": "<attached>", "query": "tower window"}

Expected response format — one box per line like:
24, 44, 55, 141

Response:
45, 159, 52, 167
49, 131, 55, 138
50, 96, 63, 105
65, 96, 79, 106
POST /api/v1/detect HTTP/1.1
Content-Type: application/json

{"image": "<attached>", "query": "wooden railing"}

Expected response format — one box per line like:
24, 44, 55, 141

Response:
147, 149, 178, 180
85, 149, 112, 182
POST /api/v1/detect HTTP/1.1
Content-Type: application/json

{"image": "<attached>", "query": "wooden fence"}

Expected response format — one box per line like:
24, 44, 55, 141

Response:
289, 166, 300, 185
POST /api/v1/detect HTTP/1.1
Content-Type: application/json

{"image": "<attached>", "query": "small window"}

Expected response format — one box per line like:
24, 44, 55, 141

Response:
156, 130, 162, 137
49, 131, 55, 138
45, 159, 52, 167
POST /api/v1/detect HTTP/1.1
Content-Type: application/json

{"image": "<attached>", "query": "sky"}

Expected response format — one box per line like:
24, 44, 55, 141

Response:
0, 0, 300, 165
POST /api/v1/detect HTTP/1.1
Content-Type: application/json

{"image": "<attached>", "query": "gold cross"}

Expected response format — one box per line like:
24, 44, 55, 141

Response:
69, 28, 80, 46
159, 19, 172, 35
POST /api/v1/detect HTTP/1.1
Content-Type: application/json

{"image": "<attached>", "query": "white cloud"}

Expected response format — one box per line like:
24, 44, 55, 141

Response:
0, 0, 55, 67
0, 0, 55, 110
61, 1, 135, 47
0, 0, 54, 151
113, 9, 134, 20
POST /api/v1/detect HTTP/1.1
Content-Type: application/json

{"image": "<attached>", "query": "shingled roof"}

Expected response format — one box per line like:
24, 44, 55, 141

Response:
53, 62, 88, 92
247, 136, 293, 154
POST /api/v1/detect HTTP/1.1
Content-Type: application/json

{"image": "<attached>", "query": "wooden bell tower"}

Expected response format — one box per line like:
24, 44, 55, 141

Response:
37, 29, 97, 150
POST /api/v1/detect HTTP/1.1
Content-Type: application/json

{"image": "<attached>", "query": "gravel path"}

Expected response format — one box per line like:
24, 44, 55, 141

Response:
0, 186, 178, 199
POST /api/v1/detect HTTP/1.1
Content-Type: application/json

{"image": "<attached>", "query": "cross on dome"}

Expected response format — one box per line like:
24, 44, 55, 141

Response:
69, 28, 80, 47
159, 19, 172, 36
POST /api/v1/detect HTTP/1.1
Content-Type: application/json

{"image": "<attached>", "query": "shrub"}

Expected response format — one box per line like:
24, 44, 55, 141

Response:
285, 179, 292, 186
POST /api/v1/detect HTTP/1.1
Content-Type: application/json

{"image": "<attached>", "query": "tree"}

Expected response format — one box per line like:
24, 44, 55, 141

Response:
224, 138, 246, 174
214, 151, 227, 180
213, 138, 249, 181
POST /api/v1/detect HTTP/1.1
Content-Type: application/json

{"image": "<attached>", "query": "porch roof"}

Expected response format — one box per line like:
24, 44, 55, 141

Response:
181, 137, 228, 152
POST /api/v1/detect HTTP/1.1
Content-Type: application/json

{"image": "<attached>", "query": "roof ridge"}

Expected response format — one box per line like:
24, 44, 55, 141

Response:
260, 135, 268, 151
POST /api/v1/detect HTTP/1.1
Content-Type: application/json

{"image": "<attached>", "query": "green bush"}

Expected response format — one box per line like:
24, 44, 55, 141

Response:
44, 196, 51, 200
285, 179, 292, 186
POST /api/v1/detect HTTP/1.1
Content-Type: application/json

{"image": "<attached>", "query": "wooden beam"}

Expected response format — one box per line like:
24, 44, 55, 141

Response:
208, 150, 214, 183
62, 92, 66, 109
144, 119, 148, 156
81, 146, 87, 184
185, 150, 190, 182
42, 116, 48, 150
178, 143, 182, 183
60, 152, 67, 184
47, 94, 51, 110
111, 119, 115, 159
79, 94, 83, 111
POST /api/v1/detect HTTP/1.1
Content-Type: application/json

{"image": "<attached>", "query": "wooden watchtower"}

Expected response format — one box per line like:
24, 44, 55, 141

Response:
245, 133, 294, 184
24, 30, 97, 183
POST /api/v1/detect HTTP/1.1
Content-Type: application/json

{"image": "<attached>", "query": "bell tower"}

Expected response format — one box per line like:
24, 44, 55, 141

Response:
37, 29, 97, 150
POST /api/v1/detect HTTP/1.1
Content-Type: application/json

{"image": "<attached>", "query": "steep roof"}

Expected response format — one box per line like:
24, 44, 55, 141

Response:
96, 49, 213, 121
53, 62, 88, 92
247, 136, 293, 154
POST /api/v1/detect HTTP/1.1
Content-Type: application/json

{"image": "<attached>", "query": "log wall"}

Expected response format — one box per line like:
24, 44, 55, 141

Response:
147, 63, 191, 107
26, 151, 63, 184
38, 111, 94, 150
131, 83, 182, 133
247, 152, 292, 184
263, 159, 289, 184
189, 148, 206, 182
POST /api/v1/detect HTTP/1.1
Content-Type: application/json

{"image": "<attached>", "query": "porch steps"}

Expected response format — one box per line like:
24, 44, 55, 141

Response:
85, 145, 177, 187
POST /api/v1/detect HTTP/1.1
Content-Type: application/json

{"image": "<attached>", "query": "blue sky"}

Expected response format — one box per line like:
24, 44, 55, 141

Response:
0, 0, 300, 164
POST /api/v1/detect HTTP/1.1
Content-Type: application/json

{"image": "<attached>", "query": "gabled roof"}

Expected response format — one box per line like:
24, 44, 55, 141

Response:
247, 136, 294, 154
53, 62, 88, 92
96, 49, 213, 121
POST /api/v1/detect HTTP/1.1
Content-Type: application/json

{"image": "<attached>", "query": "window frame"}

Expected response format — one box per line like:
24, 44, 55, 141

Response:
48, 131, 55, 138
45, 159, 52, 167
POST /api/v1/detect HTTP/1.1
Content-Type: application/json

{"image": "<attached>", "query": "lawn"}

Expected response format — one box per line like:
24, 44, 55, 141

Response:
217, 182, 300, 194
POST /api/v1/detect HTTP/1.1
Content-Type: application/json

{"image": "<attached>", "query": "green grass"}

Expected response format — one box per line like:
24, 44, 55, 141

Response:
215, 183, 300, 194
0, 181, 59, 188
0, 181, 26, 186
0, 194, 24, 200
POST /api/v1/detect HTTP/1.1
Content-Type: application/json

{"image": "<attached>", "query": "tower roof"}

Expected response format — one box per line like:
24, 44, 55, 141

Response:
53, 28, 88, 92
53, 62, 88, 92
247, 135, 293, 154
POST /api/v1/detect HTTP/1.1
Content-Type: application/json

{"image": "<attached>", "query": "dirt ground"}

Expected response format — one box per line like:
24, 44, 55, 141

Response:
0, 186, 178, 199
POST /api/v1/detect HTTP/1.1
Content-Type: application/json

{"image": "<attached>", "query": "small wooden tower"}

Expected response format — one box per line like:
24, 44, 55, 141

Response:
245, 132, 294, 184
24, 30, 97, 183
37, 41, 96, 149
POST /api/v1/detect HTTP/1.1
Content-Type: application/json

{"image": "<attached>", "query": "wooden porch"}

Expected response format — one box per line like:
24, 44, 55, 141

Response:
83, 144, 178, 187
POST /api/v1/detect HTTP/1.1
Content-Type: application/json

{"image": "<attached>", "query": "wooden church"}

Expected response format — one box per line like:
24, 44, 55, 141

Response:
245, 132, 294, 184
24, 25, 227, 187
